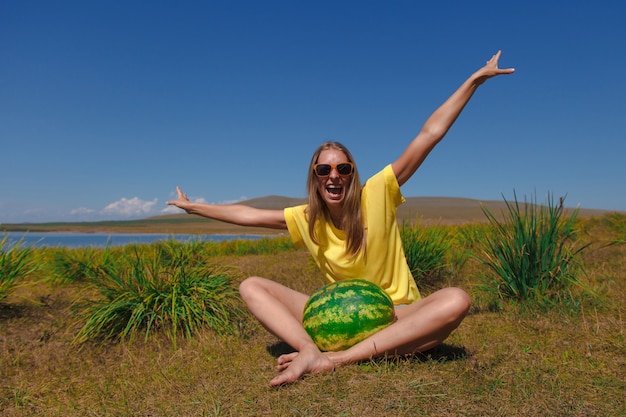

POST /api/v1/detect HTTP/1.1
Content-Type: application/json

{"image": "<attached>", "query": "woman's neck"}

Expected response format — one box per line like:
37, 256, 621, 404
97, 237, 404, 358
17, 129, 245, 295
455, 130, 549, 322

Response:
328, 208, 343, 229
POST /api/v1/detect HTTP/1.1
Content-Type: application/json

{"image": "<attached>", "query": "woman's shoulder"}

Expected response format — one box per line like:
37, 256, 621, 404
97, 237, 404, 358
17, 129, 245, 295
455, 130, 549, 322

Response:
364, 164, 396, 187
363, 164, 404, 206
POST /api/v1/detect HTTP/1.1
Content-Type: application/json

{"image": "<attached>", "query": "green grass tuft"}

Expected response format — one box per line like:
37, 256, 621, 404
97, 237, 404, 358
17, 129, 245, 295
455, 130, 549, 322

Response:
0, 236, 37, 301
473, 191, 593, 308
400, 221, 453, 289
73, 243, 246, 345
46, 246, 117, 283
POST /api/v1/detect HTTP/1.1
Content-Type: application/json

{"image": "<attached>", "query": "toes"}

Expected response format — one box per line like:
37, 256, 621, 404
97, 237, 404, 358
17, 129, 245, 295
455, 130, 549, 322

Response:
277, 352, 298, 365
269, 372, 296, 387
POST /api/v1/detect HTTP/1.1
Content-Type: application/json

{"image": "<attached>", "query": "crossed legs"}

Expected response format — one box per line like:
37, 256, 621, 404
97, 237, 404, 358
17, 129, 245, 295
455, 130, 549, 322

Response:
239, 276, 471, 386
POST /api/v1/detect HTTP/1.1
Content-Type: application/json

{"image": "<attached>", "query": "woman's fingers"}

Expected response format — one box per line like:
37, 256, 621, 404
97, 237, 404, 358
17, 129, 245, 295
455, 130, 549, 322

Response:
176, 186, 189, 201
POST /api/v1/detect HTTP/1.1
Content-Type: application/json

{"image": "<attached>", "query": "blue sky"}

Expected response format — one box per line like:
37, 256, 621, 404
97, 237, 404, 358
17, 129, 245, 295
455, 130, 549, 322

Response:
1, 1, 625, 223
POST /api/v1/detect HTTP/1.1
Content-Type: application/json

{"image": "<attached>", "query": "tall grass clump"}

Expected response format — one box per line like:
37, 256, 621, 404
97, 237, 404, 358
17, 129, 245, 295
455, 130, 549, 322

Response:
74, 242, 246, 345
474, 192, 592, 308
0, 236, 37, 302
46, 246, 117, 283
400, 222, 453, 288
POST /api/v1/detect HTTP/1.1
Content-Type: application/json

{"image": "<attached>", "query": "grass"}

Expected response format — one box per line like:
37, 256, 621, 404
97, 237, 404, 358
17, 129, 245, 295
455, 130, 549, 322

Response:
45, 246, 116, 284
0, 236, 37, 302
1, 214, 625, 416
72, 244, 246, 346
474, 192, 593, 308
401, 221, 453, 288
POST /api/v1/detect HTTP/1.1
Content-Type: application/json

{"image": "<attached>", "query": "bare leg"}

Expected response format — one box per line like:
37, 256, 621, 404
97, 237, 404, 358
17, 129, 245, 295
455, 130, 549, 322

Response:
238, 277, 335, 386
327, 287, 471, 366
240, 278, 470, 385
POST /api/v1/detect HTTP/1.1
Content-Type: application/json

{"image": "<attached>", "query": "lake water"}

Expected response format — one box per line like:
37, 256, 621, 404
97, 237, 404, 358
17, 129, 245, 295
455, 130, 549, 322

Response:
2, 232, 266, 249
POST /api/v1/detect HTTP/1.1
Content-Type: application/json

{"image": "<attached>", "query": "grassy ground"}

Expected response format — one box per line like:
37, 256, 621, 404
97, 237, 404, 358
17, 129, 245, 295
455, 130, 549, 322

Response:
1, 218, 624, 416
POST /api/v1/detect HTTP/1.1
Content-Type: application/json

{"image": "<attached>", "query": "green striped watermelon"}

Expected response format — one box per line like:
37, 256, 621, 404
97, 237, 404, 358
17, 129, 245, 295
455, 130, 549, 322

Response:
302, 279, 395, 351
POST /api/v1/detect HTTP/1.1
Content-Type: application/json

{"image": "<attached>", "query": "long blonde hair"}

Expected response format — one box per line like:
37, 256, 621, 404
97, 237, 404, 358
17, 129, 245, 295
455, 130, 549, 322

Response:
305, 142, 365, 257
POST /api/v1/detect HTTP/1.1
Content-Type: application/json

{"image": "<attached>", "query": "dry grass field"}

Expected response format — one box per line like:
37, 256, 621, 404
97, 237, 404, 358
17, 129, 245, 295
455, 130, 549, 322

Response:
1, 198, 624, 416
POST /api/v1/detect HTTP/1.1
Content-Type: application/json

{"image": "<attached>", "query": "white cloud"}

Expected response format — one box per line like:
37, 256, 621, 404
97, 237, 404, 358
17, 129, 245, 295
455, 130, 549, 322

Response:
63, 194, 249, 223
3, 194, 252, 224
70, 207, 96, 215
161, 205, 183, 214
101, 197, 158, 217
159, 196, 248, 215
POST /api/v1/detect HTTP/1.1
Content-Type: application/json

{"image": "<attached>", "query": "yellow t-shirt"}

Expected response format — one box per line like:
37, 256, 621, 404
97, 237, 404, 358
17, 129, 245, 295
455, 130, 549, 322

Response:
284, 164, 420, 305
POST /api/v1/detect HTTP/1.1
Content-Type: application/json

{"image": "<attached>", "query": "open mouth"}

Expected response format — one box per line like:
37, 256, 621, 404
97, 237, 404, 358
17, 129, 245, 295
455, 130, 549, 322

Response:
325, 185, 344, 200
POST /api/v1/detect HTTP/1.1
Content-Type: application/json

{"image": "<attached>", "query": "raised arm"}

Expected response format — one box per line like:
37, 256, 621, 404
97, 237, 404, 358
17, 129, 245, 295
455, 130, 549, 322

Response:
166, 186, 288, 230
392, 50, 515, 186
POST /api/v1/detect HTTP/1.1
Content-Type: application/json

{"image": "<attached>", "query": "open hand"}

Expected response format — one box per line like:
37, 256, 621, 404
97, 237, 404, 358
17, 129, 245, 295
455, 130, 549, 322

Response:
475, 50, 515, 84
166, 186, 191, 210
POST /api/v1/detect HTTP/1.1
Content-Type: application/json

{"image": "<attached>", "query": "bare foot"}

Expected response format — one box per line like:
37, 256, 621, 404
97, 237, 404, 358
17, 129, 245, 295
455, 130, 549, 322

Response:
269, 346, 335, 387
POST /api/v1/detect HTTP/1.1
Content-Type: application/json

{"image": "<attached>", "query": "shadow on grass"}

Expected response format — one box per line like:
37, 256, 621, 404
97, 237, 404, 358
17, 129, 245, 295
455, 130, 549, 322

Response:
0, 302, 27, 320
267, 341, 469, 363
412, 343, 469, 362
267, 341, 296, 357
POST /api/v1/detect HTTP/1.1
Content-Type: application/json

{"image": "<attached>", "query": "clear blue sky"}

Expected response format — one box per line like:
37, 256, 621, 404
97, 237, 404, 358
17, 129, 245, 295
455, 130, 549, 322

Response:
1, 1, 625, 223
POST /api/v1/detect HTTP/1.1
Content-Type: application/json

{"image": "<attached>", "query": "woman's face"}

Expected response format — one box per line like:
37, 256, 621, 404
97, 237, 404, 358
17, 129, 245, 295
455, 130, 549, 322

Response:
314, 149, 353, 210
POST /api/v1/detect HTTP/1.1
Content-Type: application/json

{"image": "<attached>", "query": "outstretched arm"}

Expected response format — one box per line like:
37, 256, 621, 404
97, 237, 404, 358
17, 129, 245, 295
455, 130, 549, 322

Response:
166, 186, 288, 229
392, 50, 515, 187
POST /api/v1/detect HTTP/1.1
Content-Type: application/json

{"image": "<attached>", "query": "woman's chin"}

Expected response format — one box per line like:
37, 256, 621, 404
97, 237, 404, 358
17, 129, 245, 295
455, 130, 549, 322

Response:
323, 192, 345, 206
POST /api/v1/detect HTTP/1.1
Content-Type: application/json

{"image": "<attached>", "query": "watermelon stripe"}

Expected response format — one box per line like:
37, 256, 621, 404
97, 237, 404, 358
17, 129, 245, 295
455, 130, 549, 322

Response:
302, 279, 395, 351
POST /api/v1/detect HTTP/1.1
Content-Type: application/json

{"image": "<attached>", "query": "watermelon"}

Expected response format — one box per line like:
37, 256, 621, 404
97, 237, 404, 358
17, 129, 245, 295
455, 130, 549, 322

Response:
302, 279, 396, 351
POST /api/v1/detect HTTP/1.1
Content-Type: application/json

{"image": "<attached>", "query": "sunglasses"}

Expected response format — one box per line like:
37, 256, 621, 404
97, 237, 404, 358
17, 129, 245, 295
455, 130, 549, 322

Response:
313, 162, 354, 177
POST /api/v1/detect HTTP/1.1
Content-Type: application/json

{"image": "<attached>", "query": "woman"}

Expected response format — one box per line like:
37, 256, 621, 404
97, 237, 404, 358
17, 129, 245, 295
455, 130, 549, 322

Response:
168, 51, 515, 386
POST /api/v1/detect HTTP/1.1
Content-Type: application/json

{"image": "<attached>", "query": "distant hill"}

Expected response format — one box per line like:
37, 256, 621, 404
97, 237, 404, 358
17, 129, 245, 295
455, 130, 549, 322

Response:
1, 195, 616, 234
149, 195, 612, 225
